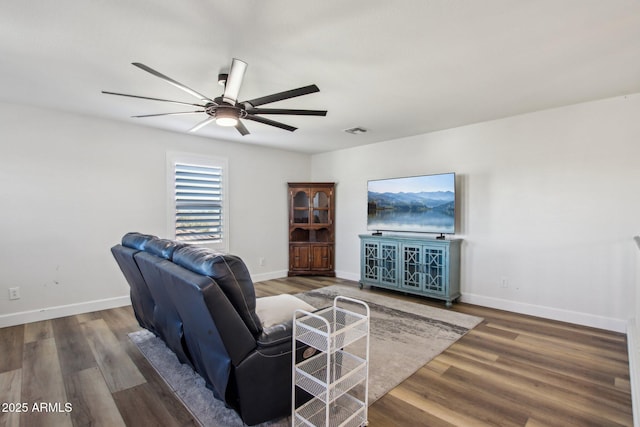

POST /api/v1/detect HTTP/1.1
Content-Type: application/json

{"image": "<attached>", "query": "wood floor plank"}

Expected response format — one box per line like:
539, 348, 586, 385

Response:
446, 340, 500, 363
513, 332, 630, 376
492, 321, 629, 364
460, 328, 624, 389
403, 364, 529, 427
74, 310, 103, 324
80, 318, 145, 393
386, 386, 489, 427
616, 377, 632, 392
21, 338, 72, 427
112, 383, 189, 427
437, 355, 631, 426
23, 320, 53, 343
0, 325, 23, 373
64, 367, 126, 427
51, 315, 97, 376
120, 336, 201, 426
370, 392, 459, 427
495, 353, 632, 411
0, 369, 22, 427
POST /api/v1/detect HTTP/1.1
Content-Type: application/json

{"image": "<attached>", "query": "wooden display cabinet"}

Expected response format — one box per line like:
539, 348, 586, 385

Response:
288, 183, 335, 276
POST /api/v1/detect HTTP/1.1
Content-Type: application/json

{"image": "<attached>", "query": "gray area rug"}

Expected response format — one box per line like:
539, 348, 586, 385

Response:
129, 284, 482, 427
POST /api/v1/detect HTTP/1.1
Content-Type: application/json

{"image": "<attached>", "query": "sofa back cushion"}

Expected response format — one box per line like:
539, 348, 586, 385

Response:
121, 232, 157, 250
159, 260, 256, 403
173, 246, 262, 335
134, 251, 193, 366
145, 238, 184, 260
111, 244, 157, 333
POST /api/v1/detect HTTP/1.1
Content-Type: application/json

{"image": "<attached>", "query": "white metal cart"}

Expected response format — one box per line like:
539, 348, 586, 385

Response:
292, 296, 370, 427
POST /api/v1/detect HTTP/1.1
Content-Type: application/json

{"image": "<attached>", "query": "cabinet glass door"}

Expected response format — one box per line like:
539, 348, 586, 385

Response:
312, 190, 331, 224
380, 243, 399, 287
422, 247, 446, 295
401, 244, 447, 295
363, 241, 379, 282
401, 244, 422, 292
292, 190, 310, 224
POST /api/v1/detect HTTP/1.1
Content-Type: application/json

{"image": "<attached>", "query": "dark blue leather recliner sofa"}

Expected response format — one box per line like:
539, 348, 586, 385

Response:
111, 232, 316, 425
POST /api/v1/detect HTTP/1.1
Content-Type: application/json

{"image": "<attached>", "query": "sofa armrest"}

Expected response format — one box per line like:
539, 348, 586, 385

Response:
256, 320, 294, 348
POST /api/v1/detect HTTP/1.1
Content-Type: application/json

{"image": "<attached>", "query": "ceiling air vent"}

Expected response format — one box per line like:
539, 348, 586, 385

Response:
344, 127, 368, 135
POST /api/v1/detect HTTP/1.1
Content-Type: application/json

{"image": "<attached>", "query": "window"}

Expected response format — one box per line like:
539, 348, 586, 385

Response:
167, 153, 228, 250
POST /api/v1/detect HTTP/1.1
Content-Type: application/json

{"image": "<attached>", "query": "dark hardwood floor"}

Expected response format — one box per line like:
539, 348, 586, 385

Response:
0, 277, 632, 426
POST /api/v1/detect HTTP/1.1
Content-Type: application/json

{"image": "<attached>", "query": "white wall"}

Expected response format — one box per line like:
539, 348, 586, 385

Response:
0, 102, 311, 326
636, 237, 640, 325
312, 94, 640, 332
2, 95, 638, 331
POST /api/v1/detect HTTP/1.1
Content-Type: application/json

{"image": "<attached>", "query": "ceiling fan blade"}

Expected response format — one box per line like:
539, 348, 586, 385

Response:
102, 91, 206, 108
235, 120, 250, 136
243, 84, 320, 107
246, 108, 327, 116
222, 58, 247, 105
132, 111, 205, 118
188, 116, 217, 133
132, 63, 214, 103
244, 114, 297, 132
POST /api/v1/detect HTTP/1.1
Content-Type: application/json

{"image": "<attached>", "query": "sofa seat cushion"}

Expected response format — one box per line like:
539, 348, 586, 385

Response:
256, 294, 316, 329
173, 246, 263, 335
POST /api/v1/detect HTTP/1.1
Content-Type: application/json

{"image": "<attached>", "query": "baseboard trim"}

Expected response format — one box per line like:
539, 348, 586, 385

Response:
462, 292, 626, 333
307, 272, 628, 332
0, 295, 132, 328
251, 270, 289, 283
252, 270, 359, 283
336, 271, 360, 282
628, 319, 640, 427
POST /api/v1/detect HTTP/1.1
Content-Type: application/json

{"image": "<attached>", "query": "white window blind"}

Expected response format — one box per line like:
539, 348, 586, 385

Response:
173, 162, 224, 244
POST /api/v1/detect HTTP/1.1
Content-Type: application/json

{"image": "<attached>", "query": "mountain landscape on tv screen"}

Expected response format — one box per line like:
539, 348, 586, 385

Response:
368, 191, 455, 214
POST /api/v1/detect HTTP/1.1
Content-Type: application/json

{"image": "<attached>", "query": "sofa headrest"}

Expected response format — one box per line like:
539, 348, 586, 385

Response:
145, 238, 184, 260
122, 232, 158, 250
173, 246, 262, 335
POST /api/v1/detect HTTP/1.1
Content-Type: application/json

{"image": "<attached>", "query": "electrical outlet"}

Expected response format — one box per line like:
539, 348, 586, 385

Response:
500, 277, 509, 289
259, 257, 265, 267
9, 287, 20, 300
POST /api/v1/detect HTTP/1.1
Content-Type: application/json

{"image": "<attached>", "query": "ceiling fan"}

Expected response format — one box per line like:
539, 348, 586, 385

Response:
102, 59, 327, 136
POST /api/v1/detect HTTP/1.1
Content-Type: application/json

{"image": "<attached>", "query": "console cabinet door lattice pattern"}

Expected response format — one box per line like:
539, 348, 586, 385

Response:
380, 242, 399, 287
402, 244, 422, 292
423, 247, 445, 294
362, 241, 399, 287
363, 241, 379, 282
360, 235, 461, 307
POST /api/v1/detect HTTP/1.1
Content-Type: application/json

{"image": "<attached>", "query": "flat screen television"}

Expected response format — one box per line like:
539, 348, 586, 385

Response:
367, 172, 455, 235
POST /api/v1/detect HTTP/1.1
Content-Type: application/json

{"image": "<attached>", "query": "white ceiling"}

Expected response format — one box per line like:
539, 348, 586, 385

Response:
1, 1, 639, 154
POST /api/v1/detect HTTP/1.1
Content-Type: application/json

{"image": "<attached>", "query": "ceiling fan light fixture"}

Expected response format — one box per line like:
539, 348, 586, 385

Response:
215, 106, 239, 127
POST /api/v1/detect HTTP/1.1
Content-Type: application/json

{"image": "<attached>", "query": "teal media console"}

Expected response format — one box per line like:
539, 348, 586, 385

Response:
359, 234, 461, 307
